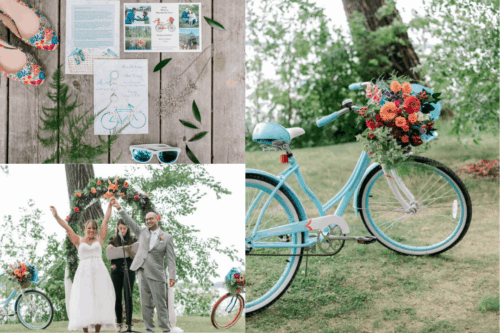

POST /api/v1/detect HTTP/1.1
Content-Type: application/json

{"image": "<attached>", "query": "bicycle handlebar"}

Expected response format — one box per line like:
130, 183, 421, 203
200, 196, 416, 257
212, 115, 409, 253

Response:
316, 107, 354, 127
349, 82, 370, 90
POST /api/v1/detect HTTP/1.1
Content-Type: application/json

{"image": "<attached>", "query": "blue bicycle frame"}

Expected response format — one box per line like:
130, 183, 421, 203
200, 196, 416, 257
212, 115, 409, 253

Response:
246, 150, 372, 250
0, 274, 20, 311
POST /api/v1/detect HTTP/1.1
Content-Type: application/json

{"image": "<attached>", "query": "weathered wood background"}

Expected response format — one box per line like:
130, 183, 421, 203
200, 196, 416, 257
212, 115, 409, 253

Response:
0, 0, 245, 164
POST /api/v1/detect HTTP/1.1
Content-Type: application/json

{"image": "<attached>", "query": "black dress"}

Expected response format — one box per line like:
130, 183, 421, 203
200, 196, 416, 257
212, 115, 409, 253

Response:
109, 236, 137, 327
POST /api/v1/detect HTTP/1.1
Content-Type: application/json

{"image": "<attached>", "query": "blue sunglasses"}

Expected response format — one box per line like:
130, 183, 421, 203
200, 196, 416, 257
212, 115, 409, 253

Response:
129, 144, 181, 164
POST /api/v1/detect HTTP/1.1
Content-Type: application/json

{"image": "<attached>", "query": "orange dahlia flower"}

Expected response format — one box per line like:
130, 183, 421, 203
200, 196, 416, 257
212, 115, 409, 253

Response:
97, 181, 102, 185
403, 96, 421, 114
408, 113, 418, 124
402, 82, 412, 94
76, 193, 82, 198
395, 117, 407, 127
390, 81, 402, 93
402, 135, 409, 143
380, 102, 398, 121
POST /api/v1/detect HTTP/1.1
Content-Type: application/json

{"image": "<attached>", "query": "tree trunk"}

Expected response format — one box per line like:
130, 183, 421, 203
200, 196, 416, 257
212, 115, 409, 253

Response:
65, 164, 104, 230
342, 0, 420, 81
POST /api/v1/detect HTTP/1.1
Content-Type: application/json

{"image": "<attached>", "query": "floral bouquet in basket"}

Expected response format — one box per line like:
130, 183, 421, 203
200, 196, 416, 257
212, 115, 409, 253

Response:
225, 268, 245, 295
356, 75, 442, 167
6, 263, 40, 289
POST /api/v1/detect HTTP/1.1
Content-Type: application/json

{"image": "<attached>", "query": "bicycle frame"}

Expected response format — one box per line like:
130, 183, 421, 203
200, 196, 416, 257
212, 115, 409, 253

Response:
247, 150, 372, 249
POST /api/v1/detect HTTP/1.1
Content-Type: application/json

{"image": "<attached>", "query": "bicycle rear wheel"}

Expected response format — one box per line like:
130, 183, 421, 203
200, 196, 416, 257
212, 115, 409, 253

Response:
358, 156, 472, 255
15, 290, 54, 329
245, 172, 305, 316
211, 293, 244, 329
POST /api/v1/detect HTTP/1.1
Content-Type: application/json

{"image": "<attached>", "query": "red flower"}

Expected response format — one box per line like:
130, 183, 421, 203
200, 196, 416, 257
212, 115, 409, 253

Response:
366, 119, 376, 130
402, 125, 409, 132
395, 100, 401, 107
134, 195, 140, 201
66, 216, 70, 221
74, 207, 80, 213
369, 152, 373, 155
403, 96, 421, 114
124, 182, 129, 187
76, 193, 82, 198
97, 180, 102, 185
401, 135, 409, 143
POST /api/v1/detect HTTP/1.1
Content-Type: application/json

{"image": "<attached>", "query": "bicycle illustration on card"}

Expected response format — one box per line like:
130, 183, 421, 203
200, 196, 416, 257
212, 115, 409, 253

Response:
153, 18, 176, 33
96, 69, 148, 132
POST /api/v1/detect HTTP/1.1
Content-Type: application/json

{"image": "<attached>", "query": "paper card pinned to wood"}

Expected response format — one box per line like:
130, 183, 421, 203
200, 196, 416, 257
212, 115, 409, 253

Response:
65, 0, 120, 74
93, 59, 149, 135
124, 3, 202, 52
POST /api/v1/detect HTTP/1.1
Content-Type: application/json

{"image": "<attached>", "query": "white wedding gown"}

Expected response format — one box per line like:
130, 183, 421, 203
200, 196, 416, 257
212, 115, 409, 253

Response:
68, 240, 116, 331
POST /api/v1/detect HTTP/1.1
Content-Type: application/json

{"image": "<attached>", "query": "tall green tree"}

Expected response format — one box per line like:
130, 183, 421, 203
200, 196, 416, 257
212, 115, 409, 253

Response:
342, 0, 421, 81
410, 0, 499, 139
246, 0, 363, 149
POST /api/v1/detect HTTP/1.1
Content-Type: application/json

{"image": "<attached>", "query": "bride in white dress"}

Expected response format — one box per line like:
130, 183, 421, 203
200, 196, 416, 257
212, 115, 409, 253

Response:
50, 201, 116, 333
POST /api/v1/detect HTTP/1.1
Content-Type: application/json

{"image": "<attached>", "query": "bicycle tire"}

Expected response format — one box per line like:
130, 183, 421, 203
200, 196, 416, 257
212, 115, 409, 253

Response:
155, 25, 163, 33
129, 111, 147, 129
245, 172, 305, 316
101, 112, 118, 130
168, 24, 176, 32
357, 156, 472, 255
15, 289, 54, 330
211, 293, 244, 329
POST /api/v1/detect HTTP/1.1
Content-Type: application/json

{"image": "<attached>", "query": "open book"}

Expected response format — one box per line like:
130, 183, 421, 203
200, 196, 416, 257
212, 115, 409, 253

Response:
105, 242, 139, 260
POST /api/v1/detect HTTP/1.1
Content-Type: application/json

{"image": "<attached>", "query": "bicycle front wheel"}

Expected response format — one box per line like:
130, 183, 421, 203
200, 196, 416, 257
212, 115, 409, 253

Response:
245, 172, 305, 316
15, 290, 54, 329
358, 156, 472, 255
168, 24, 176, 32
211, 293, 244, 329
101, 112, 118, 130
129, 112, 147, 129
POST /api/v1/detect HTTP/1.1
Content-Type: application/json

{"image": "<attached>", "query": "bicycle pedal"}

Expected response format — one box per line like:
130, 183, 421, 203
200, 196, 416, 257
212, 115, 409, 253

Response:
357, 236, 377, 245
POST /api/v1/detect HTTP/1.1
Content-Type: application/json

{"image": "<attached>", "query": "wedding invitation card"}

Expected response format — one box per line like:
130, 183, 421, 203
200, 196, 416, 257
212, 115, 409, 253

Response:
124, 3, 202, 52
93, 60, 149, 135
65, 0, 120, 74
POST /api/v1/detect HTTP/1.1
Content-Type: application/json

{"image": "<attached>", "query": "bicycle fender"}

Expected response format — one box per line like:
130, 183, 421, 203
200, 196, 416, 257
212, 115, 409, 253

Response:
246, 169, 308, 221
353, 162, 380, 216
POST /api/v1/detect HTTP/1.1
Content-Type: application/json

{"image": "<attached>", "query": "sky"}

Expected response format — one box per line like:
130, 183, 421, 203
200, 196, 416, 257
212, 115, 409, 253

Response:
0, 164, 245, 286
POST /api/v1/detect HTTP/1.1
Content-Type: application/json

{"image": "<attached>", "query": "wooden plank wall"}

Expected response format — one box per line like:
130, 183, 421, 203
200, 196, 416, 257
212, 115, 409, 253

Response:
0, 0, 245, 164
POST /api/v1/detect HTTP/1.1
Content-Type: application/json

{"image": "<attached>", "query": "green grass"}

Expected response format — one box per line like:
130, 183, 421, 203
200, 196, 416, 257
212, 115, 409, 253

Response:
245, 122, 499, 333
0, 314, 244, 332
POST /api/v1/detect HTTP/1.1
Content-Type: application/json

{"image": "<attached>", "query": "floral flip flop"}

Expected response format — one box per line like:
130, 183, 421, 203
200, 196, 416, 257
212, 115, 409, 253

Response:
0, 38, 45, 86
0, 0, 58, 51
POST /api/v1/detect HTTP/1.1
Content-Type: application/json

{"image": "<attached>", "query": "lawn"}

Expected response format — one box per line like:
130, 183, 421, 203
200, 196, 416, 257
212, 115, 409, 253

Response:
245, 123, 499, 333
0, 314, 244, 332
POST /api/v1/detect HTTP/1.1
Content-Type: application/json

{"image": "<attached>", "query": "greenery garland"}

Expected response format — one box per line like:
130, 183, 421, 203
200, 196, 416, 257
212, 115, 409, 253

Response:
65, 176, 154, 280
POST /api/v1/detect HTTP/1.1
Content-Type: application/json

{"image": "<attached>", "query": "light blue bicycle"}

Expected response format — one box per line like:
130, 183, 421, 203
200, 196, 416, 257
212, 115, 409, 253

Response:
245, 82, 472, 315
0, 273, 54, 329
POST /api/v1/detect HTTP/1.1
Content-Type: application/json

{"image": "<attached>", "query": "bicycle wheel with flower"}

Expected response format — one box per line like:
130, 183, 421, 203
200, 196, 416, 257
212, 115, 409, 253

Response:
211, 268, 245, 329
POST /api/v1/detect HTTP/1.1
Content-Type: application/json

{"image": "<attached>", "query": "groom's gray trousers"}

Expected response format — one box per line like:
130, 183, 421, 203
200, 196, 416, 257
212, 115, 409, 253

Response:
137, 269, 170, 333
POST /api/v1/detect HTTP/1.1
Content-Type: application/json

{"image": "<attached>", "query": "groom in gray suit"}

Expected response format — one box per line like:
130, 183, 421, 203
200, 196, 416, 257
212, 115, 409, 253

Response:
110, 198, 176, 333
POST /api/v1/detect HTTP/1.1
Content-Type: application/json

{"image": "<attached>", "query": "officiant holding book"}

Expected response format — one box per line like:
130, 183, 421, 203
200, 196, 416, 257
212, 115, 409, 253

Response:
107, 221, 138, 332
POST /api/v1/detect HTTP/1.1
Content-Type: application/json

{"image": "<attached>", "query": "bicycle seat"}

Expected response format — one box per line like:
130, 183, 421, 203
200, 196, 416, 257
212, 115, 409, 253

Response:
253, 122, 305, 145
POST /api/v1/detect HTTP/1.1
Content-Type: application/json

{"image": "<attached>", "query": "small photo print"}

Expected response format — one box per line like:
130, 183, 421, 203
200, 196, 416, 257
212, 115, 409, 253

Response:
125, 5, 151, 25
125, 26, 152, 51
179, 29, 200, 50
179, 4, 200, 28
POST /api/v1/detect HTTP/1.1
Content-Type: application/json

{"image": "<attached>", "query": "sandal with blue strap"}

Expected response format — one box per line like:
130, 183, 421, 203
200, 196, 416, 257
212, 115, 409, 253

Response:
0, 38, 45, 86
0, 0, 58, 51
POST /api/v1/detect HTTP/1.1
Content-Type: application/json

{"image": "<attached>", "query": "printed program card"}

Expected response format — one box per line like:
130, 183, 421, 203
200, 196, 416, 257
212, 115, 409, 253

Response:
124, 3, 201, 52
65, 0, 120, 74
93, 60, 149, 135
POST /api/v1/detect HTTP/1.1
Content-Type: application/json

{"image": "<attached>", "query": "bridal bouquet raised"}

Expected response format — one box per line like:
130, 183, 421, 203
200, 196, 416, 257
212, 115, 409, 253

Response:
356, 75, 442, 166
6, 263, 39, 289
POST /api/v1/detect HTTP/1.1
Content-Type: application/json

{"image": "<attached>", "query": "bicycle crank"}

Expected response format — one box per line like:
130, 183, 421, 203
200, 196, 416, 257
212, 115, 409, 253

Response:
327, 235, 378, 244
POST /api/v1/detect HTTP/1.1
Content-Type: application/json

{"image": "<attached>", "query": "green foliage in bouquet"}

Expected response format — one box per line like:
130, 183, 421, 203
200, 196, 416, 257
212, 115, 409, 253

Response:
356, 74, 440, 168
38, 65, 121, 164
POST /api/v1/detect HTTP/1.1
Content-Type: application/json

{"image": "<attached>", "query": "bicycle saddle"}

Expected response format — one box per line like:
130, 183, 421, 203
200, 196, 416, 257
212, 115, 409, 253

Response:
253, 122, 305, 145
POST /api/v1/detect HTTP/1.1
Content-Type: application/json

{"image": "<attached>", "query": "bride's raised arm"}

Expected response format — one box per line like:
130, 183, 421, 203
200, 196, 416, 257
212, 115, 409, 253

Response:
98, 200, 113, 245
50, 206, 80, 247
